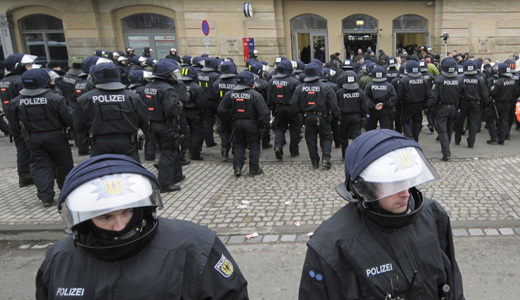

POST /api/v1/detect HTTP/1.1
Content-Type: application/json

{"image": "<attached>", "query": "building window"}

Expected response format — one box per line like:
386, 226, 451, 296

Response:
342, 14, 379, 59
290, 14, 327, 30
122, 13, 177, 59
20, 14, 68, 67
393, 15, 428, 30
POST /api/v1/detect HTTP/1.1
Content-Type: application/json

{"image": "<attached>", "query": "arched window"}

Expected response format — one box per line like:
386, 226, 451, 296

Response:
20, 14, 67, 67
342, 14, 378, 31
393, 15, 428, 31
122, 13, 177, 59
290, 14, 327, 30
393, 15, 429, 56
342, 14, 379, 59
290, 14, 328, 63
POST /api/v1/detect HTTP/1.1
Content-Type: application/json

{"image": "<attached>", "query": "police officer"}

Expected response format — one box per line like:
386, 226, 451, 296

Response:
165, 47, 182, 63
10, 69, 73, 207
74, 63, 148, 163
455, 60, 488, 148
386, 57, 399, 80
59, 57, 92, 156
335, 70, 368, 159
299, 129, 464, 299
391, 64, 407, 133
359, 61, 377, 91
364, 66, 397, 131
213, 60, 237, 161
198, 57, 220, 147
126, 47, 135, 59
127, 69, 157, 161
36, 154, 249, 299
251, 62, 272, 149
397, 60, 430, 142
291, 63, 340, 169
1, 53, 37, 187
179, 66, 208, 161
218, 71, 269, 176
267, 60, 301, 160
427, 58, 463, 161
181, 55, 192, 67
486, 63, 517, 145
418, 59, 436, 133
143, 59, 185, 192
142, 47, 153, 58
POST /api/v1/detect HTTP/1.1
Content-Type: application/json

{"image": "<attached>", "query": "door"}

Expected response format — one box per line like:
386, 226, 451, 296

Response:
292, 32, 327, 64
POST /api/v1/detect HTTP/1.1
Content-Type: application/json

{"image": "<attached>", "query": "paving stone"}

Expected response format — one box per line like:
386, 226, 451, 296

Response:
468, 228, 484, 236
280, 235, 296, 242
499, 228, 515, 236
296, 234, 310, 242
228, 236, 245, 244
484, 228, 499, 236
452, 229, 468, 237
263, 235, 279, 243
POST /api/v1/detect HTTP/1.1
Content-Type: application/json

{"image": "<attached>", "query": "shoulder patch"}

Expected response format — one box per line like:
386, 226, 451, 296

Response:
214, 254, 234, 278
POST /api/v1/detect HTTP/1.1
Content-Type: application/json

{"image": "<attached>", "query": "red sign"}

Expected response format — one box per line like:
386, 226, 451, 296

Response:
202, 20, 210, 36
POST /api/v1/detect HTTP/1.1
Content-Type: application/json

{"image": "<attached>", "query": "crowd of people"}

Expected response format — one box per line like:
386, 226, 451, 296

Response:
0, 46, 473, 299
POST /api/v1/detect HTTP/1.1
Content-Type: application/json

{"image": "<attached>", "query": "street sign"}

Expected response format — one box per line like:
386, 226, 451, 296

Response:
202, 20, 210, 36
203, 36, 210, 46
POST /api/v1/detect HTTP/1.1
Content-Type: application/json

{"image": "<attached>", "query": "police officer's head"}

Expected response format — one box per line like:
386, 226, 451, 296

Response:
219, 61, 237, 79
336, 129, 439, 228
181, 55, 192, 67
152, 58, 179, 80
294, 60, 305, 74
143, 47, 153, 55
304, 63, 322, 82
126, 47, 134, 55
371, 66, 387, 82
169, 48, 177, 55
178, 66, 198, 82
418, 60, 428, 73
342, 59, 354, 70
58, 154, 163, 261
4, 54, 37, 74
80, 55, 100, 76
338, 70, 359, 90
276, 60, 293, 75
387, 57, 398, 69
69, 57, 84, 70
320, 68, 335, 81
497, 62, 513, 78
20, 69, 51, 96
250, 61, 266, 77
90, 63, 126, 90
504, 59, 517, 74
235, 71, 254, 90
405, 60, 422, 78
463, 60, 479, 75
128, 69, 144, 86
440, 57, 458, 78
201, 57, 219, 72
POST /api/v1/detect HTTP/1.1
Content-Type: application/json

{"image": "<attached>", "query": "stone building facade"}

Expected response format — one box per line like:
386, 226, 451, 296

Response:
0, 0, 517, 67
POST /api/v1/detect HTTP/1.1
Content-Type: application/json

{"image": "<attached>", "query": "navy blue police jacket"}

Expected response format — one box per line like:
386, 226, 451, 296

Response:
36, 218, 249, 300
299, 191, 464, 300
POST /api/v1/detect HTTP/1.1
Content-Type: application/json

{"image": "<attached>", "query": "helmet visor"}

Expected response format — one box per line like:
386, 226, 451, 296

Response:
352, 147, 439, 202
60, 173, 163, 231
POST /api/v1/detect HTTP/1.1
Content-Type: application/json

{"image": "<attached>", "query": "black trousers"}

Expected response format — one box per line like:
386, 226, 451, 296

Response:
339, 113, 362, 159
486, 101, 510, 143
203, 101, 218, 146
455, 100, 480, 147
434, 104, 457, 157
150, 122, 183, 187
184, 108, 204, 158
27, 131, 73, 202
90, 134, 141, 163
365, 107, 392, 131
232, 119, 261, 171
274, 105, 300, 155
304, 114, 332, 164
402, 102, 425, 142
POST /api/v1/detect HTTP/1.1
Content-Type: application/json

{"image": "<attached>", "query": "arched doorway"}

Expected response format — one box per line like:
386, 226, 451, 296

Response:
290, 14, 328, 64
342, 14, 379, 60
122, 13, 176, 59
393, 15, 429, 56
19, 14, 68, 68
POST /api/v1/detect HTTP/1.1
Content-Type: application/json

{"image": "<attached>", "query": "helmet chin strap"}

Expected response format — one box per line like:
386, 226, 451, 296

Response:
358, 187, 424, 229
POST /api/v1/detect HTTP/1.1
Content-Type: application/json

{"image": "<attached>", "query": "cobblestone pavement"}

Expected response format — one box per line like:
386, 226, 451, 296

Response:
1, 126, 520, 242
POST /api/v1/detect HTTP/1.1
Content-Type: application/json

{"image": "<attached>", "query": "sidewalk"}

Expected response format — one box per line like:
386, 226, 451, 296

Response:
1, 125, 520, 240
